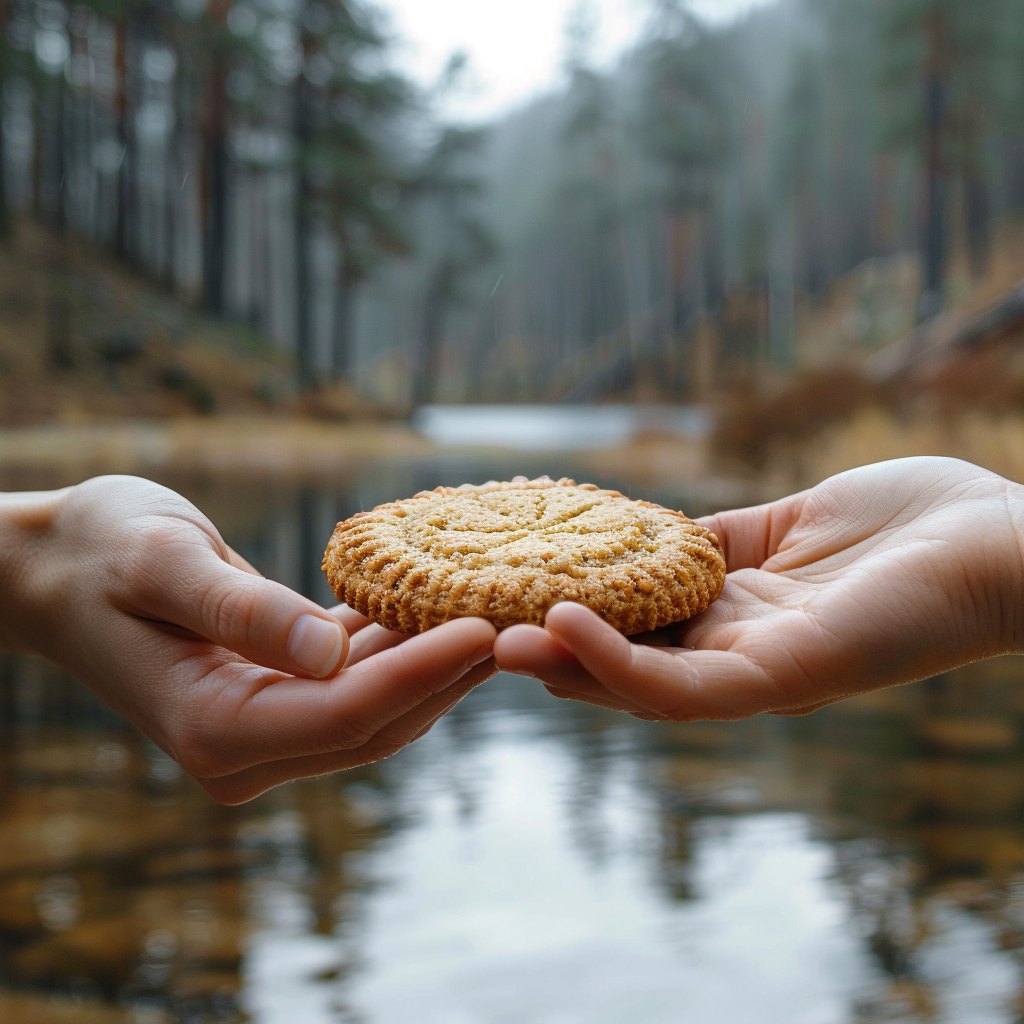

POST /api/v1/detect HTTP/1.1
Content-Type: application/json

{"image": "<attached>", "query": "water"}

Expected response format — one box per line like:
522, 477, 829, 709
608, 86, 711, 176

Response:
412, 405, 713, 451
3, 458, 1024, 1024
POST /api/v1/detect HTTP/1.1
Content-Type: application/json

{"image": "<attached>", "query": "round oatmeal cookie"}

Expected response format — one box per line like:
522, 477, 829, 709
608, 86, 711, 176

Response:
322, 476, 726, 635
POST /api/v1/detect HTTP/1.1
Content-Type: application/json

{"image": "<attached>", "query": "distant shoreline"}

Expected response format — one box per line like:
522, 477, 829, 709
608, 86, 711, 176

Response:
9, 408, 1022, 507
0, 417, 434, 480
0, 415, 766, 510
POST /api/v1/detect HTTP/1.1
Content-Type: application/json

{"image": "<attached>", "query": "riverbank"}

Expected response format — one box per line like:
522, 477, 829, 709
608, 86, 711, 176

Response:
0, 417, 431, 480
0, 414, 765, 515
3, 401, 1024, 509
790, 407, 1024, 486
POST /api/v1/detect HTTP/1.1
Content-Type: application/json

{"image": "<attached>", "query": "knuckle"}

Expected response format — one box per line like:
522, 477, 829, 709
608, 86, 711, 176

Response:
117, 524, 197, 603
203, 582, 259, 641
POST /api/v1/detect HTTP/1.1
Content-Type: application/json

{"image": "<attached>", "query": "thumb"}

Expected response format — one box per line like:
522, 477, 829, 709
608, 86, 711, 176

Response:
132, 549, 350, 679
697, 491, 806, 571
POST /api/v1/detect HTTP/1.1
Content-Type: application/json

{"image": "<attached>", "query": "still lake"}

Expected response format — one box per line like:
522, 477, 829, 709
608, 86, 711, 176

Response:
3, 453, 1024, 1024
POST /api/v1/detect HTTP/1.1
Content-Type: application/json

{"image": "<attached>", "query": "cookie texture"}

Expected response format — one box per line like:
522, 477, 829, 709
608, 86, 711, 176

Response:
322, 476, 726, 635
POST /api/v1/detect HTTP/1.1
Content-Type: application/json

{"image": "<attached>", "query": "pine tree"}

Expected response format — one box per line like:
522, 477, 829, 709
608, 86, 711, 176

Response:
295, 0, 411, 379
636, 6, 732, 376
410, 121, 494, 407
0, 0, 12, 237
878, 0, 1018, 315
557, 28, 624, 371
199, 0, 231, 315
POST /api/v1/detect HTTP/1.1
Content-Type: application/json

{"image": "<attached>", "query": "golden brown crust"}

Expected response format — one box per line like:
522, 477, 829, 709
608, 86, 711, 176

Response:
322, 476, 726, 635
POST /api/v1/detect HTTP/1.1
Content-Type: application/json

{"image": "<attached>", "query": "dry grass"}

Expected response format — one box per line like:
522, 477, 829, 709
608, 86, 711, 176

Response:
712, 221, 1024, 487
713, 338, 1024, 487
712, 368, 884, 471
800, 407, 1024, 486
0, 416, 432, 481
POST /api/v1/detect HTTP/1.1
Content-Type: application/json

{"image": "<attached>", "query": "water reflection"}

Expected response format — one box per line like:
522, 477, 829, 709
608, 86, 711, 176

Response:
3, 465, 1024, 1022
332, 718, 869, 1024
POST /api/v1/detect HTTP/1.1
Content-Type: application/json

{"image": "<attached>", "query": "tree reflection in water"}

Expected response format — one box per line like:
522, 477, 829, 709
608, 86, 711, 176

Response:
1, 470, 1024, 1022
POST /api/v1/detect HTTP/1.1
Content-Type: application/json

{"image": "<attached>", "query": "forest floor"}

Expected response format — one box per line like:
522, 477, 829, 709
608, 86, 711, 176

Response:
0, 219, 371, 426
0, 221, 436, 480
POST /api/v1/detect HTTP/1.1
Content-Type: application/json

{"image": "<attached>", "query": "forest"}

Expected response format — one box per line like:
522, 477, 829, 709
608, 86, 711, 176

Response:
4, 0, 1024, 409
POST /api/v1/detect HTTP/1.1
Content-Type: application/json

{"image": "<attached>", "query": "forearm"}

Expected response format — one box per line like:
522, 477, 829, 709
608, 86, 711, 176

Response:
0, 487, 71, 654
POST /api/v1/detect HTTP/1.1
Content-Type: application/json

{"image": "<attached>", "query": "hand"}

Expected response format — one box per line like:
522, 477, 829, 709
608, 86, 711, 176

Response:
0, 476, 496, 803
493, 457, 1024, 720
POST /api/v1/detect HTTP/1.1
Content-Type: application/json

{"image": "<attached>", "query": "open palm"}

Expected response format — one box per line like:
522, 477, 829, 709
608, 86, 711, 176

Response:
493, 458, 1024, 720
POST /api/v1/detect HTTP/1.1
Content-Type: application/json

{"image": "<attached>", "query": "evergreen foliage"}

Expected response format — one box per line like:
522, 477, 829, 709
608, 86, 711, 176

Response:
4, 0, 1024, 402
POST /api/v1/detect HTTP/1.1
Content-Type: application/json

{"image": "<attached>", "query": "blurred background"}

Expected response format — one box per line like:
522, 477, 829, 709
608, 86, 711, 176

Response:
5, 0, 1024, 1021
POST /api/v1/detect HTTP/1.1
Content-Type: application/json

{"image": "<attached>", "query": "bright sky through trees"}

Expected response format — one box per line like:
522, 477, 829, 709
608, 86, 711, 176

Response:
377, 0, 773, 120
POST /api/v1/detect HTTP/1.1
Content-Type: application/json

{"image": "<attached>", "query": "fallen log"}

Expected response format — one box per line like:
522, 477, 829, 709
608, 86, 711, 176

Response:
864, 281, 1024, 381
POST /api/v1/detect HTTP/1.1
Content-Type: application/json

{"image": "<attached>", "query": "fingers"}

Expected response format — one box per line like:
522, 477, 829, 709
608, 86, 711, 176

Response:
130, 546, 350, 679
493, 623, 578, 679
344, 622, 414, 667
199, 660, 497, 804
544, 685, 661, 716
542, 603, 774, 720
328, 604, 374, 637
176, 617, 497, 777
494, 623, 654, 714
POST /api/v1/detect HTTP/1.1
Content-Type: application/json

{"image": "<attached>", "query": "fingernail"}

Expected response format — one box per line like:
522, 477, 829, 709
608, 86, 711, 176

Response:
288, 615, 345, 677
468, 641, 494, 667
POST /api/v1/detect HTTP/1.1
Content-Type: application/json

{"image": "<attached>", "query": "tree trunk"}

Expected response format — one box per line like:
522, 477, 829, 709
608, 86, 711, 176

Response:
414, 270, 448, 407
38, 80, 65, 232
331, 266, 356, 379
0, 0, 12, 239
963, 96, 990, 282
202, 53, 227, 314
115, 19, 132, 261
46, 255, 73, 369
920, 10, 947, 321
0, 87, 9, 240
294, 80, 315, 388
965, 175, 990, 281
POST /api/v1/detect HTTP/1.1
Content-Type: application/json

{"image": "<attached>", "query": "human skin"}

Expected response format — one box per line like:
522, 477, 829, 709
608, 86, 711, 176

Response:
0, 475, 496, 804
493, 458, 1024, 720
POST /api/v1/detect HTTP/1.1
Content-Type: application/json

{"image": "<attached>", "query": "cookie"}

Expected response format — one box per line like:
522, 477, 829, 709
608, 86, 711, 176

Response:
322, 476, 726, 635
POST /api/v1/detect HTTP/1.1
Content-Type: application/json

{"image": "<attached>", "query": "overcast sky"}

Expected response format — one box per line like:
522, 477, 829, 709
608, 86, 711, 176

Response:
376, 0, 772, 121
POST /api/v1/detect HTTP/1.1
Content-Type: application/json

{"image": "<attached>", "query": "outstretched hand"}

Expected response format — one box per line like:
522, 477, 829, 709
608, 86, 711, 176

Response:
0, 476, 496, 803
494, 458, 1024, 720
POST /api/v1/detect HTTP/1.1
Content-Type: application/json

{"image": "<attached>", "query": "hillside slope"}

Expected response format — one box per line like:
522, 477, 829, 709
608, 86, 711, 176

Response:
0, 223, 360, 426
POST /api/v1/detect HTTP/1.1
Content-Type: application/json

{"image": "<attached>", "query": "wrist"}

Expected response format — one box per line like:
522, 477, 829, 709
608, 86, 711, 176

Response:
0, 486, 70, 654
